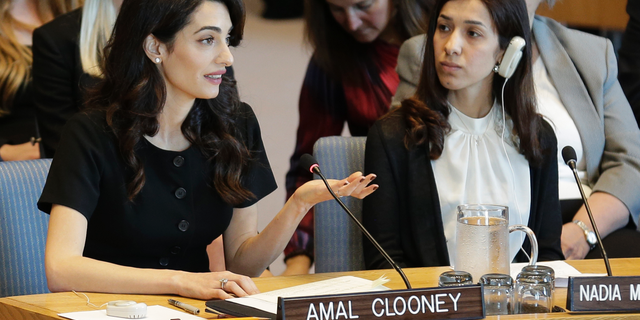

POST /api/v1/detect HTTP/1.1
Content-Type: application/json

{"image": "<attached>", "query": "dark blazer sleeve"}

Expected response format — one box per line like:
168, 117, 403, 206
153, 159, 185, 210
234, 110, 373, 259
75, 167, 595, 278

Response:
363, 110, 451, 270
234, 102, 278, 208
518, 119, 564, 262
32, 10, 86, 158
363, 115, 408, 269
37, 112, 108, 217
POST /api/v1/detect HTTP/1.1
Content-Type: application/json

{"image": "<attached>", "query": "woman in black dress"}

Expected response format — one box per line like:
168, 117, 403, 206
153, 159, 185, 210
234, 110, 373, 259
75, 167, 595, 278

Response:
39, 0, 376, 300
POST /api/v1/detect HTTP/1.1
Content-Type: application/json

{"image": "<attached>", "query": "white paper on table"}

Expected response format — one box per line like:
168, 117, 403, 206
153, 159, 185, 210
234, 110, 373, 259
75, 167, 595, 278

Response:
510, 260, 606, 287
58, 305, 205, 320
226, 275, 390, 315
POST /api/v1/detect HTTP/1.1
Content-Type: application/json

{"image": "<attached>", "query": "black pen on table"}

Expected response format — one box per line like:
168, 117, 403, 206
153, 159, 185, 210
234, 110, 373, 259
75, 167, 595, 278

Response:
168, 298, 200, 315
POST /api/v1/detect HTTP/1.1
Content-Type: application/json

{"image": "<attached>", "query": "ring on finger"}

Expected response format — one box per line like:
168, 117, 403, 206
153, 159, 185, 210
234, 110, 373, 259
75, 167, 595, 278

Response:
220, 278, 228, 290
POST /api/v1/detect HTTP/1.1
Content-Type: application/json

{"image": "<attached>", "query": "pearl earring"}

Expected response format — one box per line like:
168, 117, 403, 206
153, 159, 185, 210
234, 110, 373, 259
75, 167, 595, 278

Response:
155, 57, 161, 63
493, 64, 500, 73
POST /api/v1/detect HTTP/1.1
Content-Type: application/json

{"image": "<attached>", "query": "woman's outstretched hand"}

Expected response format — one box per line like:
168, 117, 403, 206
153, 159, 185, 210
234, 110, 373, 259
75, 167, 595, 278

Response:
292, 172, 378, 211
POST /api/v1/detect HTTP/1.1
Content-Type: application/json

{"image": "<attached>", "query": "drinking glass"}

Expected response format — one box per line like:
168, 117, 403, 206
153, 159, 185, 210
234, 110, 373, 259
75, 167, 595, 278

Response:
480, 273, 513, 315
438, 270, 473, 287
514, 269, 553, 314
520, 264, 555, 290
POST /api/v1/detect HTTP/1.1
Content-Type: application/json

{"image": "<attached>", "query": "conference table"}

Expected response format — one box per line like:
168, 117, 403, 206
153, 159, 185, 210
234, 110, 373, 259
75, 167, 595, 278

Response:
1, 258, 639, 320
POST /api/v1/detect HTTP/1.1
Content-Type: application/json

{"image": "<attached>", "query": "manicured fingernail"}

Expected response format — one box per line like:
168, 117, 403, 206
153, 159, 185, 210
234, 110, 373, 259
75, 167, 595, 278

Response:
360, 177, 366, 182
370, 175, 377, 181
344, 181, 349, 186
372, 186, 378, 191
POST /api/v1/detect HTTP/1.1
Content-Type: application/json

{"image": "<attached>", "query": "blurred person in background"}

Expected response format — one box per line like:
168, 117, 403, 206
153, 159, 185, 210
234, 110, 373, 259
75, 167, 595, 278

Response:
0, 0, 80, 161
282, 0, 432, 275
32, 0, 121, 159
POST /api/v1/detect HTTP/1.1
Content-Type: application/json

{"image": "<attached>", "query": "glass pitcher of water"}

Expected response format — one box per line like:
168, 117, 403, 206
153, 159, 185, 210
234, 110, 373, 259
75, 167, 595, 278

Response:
454, 204, 538, 282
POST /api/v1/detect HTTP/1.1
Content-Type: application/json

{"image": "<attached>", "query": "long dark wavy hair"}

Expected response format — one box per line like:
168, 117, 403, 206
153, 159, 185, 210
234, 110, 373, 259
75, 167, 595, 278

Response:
305, 0, 433, 84
84, 0, 252, 204
402, 0, 543, 164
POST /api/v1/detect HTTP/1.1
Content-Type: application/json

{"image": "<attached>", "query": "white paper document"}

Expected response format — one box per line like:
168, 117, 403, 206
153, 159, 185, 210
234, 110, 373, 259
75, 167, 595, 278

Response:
58, 305, 205, 320
226, 275, 390, 315
510, 260, 606, 287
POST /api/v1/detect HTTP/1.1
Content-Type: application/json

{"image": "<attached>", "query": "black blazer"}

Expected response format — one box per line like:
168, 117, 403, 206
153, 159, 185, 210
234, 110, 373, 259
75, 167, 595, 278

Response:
619, 0, 640, 126
0, 83, 39, 148
32, 8, 97, 158
362, 108, 564, 270
32, 8, 237, 158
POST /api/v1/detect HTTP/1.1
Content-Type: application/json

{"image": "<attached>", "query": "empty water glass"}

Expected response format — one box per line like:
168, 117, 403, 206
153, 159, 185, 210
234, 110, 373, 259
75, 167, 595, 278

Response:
514, 269, 553, 314
521, 264, 555, 290
480, 273, 513, 315
439, 270, 473, 287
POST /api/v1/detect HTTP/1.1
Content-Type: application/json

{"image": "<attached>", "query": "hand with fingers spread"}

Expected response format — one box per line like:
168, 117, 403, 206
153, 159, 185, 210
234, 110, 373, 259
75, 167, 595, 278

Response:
291, 172, 378, 212
174, 271, 259, 300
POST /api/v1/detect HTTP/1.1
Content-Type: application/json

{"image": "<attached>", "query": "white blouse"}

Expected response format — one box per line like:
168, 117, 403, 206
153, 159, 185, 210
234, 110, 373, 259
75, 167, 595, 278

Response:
532, 57, 591, 199
432, 101, 531, 266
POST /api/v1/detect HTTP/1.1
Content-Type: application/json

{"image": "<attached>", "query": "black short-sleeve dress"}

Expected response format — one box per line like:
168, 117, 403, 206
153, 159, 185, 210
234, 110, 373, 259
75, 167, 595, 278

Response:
38, 102, 277, 272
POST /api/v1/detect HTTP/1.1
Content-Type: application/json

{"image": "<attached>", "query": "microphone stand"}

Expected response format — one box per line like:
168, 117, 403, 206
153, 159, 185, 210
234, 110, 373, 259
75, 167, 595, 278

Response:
312, 167, 413, 289
568, 160, 613, 276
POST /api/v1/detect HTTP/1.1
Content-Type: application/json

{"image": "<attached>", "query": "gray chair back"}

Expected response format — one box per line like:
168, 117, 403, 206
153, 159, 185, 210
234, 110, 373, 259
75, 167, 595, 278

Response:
0, 159, 52, 297
313, 136, 367, 273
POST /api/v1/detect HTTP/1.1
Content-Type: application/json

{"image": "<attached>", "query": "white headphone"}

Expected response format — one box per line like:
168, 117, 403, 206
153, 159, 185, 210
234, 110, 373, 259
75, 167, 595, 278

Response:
494, 36, 526, 79
495, 36, 528, 256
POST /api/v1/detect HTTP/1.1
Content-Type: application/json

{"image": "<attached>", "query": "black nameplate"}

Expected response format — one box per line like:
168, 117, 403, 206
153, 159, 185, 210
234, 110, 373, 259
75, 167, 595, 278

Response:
276, 285, 484, 320
566, 276, 640, 312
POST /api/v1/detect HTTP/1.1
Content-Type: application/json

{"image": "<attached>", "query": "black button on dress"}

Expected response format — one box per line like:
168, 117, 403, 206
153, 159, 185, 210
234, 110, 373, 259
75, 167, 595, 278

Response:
173, 156, 185, 167
178, 220, 190, 232
175, 187, 187, 199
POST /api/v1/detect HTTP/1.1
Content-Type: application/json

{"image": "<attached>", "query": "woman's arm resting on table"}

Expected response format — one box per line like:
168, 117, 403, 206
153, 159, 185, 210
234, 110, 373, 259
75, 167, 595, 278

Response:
224, 172, 377, 277
561, 192, 630, 259
45, 204, 257, 300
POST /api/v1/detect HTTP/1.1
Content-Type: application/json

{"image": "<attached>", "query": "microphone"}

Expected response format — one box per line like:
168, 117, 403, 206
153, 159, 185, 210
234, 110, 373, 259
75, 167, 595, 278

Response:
300, 154, 320, 175
561, 146, 612, 276
300, 154, 412, 289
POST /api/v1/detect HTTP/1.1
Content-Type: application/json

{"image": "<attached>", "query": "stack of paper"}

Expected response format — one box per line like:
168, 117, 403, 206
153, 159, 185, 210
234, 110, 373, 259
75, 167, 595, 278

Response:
510, 260, 606, 287
59, 305, 205, 320
206, 275, 389, 319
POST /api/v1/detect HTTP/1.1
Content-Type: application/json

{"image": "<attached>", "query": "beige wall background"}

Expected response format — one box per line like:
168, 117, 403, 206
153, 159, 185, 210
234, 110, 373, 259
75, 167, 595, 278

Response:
231, 0, 311, 275
537, 0, 628, 30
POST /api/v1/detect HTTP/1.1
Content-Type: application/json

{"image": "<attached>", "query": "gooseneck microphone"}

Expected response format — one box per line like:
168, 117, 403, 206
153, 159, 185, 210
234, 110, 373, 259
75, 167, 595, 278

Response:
562, 146, 612, 276
300, 154, 412, 289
